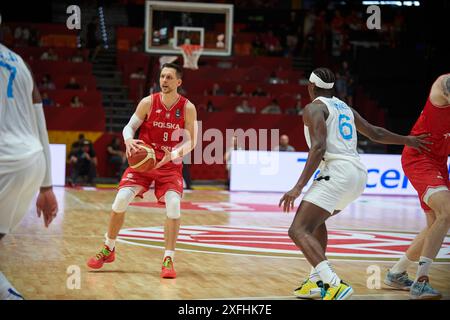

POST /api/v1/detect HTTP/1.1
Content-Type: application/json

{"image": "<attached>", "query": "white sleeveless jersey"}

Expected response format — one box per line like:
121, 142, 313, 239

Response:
304, 96, 365, 171
0, 43, 43, 174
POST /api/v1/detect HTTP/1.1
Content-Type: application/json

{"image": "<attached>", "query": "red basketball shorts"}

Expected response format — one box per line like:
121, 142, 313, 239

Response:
118, 165, 183, 204
402, 147, 449, 211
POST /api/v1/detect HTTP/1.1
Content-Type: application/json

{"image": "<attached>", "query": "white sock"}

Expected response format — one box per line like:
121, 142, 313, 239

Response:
390, 255, 413, 274
309, 266, 321, 283
104, 233, 116, 250
416, 256, 433, 281
0, 272, 23, 300
315, 260, 341, 287
164, 250, 175, 260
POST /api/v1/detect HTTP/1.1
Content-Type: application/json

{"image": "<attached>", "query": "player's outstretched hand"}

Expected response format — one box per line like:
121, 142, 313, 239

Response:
406, 133, 432, 153
154, 146, 171, 169
125, 138, 145, 157
279, 187, 302, 213
36, 187, 58, 228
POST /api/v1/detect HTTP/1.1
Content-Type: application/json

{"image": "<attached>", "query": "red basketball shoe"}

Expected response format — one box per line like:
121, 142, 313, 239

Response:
160, 256, 177, 278
87, 245, 115, 269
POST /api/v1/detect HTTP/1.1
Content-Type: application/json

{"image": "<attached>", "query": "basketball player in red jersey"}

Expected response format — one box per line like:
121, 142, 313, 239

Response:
87, 63, 198, 278
385, 74, 450, 299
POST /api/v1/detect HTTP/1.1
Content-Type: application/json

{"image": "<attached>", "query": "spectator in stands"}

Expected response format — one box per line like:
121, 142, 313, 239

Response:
261, 99, 282, 114
235, 99, 255, 114
232, 84, 246, 97
69, 140, 97, 186
70, 95, 84, 108
39, 74, 56, 90
268, 71, 281, 84
0, 24, 14, 46
130, 41, 141, 52
86, 17, 101, 61
210, 83, 225, 96
28, 27, 40, 46
107, 137, 127, 181
206, 100, 219, 112
273, 134, 295, 152
285, 100, 303, 115
13, 26, 30, 46
331, 10, 345, 57
70, 134, 86, 155
65, 77, 82, 90
41, 92, 55, 107
252, 34, 265, 56
13, 26, 23, 41
335, 72, 348, 103
178, 86, 187, 95
40, 48, 58, 61
149, 82, 159, 94
21, 27, 30, 45
70, 49, 85, 63
252, 86, 267, 97
130, 67, 147, 80
263, 30, 282, 55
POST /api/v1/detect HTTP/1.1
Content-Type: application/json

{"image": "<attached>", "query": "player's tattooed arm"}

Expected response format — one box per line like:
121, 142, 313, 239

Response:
430, 74, 450, 106
441, 75, 450, 98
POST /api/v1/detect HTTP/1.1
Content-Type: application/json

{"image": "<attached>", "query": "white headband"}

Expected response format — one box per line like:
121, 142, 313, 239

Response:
309, 72, 334, 89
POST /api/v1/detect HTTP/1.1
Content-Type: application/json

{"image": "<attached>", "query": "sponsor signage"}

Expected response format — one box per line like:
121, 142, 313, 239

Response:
230, 151, 450, 195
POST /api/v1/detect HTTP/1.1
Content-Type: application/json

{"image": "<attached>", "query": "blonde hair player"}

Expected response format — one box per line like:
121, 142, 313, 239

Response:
384, 74, 450, 300
0, 41, 58, 299
279, 68, 431, 300
87, 63, 198, 279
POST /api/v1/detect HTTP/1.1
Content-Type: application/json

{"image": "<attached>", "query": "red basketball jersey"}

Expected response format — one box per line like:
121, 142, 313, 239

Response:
408, 93, 450, 163
138, 92, 188, 168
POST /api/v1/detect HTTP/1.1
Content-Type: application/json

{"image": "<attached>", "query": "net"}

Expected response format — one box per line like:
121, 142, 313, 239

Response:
179, 44, 203, 70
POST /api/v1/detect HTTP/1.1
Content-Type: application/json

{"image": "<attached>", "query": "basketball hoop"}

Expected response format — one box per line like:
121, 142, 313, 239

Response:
179, 44, 203, 70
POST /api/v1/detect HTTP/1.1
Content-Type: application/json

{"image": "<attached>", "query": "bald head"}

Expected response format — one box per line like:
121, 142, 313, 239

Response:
280, 135, 289, 146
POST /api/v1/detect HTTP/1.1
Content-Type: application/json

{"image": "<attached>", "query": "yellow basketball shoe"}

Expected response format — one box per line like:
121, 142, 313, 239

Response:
293, 279, 323, 299
322, 281, 354, 300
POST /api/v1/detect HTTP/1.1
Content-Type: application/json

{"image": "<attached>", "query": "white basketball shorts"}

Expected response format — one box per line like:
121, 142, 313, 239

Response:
0, 152, 45, 234
302, 159, 368, 214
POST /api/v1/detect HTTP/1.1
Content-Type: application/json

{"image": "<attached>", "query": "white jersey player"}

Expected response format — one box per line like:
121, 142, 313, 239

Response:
279, 68, 430, 300
0, 42, 58, 299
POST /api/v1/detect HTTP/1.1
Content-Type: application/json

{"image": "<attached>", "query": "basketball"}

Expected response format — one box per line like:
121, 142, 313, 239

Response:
127, 144, 156, 172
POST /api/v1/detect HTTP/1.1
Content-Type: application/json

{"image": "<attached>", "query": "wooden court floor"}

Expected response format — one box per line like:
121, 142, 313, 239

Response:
0, 187, 448, 300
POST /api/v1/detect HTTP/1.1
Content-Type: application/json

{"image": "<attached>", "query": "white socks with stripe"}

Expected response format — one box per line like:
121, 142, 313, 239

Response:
164, 250, 175, 260
315, 260, 341, 287
416, 256, 433, 281
104, 233, 116, 251
309, 267, 321, 283
390, 254, 413, 274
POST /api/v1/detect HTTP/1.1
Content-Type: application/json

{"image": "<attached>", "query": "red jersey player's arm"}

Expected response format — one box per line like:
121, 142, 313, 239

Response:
171, 101, 198, 159
430, 74, 450, 107
351, 107, 431, 152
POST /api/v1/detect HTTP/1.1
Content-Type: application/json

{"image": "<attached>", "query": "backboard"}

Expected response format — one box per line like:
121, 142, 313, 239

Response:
145, 1, 234, 56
